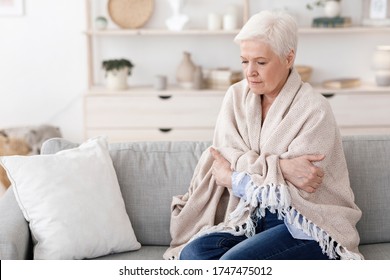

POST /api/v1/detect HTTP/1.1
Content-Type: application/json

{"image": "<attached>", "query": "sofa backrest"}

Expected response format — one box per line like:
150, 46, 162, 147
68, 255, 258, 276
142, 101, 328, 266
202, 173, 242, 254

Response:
342, 135, 390, 245
41, 134, 390, 247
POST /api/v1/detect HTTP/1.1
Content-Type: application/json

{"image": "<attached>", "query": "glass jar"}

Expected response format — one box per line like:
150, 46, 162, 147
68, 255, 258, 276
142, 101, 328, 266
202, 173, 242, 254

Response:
372, 45, 390, 86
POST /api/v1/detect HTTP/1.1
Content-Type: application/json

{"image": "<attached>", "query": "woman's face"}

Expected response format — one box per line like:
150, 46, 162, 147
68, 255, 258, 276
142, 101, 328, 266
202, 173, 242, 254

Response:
240, 40, 294, 96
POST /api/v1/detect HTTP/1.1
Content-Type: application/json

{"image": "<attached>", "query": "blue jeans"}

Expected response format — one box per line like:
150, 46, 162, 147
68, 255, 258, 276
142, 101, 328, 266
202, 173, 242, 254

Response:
179, 209, 330, 260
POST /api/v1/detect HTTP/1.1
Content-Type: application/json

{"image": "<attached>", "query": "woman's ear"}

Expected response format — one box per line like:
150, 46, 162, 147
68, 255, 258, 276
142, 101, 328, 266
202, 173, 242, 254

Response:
286, 49, 295, 69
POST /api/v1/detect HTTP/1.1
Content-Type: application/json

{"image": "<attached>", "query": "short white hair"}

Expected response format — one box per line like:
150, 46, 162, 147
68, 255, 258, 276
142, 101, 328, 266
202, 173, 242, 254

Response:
234, 10, 298, 59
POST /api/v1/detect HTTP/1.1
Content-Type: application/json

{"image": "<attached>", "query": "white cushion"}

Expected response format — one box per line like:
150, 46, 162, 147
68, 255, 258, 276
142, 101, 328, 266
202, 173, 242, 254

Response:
0, 137, 141, 259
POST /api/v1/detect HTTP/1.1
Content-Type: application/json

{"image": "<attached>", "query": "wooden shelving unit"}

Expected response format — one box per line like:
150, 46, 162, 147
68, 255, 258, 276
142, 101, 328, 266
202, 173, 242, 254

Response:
84, 24, 390, 94
83, 0, 390, 140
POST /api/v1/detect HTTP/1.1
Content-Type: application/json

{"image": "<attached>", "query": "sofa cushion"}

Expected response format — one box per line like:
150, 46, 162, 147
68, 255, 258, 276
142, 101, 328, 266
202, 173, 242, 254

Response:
342, 135, 390, 245
41, 139, 211, 246
93, 246, 168, 260
359, 243, 390, 260
1, 137, 141, 259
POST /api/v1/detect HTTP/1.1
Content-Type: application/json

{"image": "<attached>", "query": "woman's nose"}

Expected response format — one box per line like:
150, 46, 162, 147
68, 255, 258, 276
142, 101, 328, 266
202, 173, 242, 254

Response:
246, 62, 258, 77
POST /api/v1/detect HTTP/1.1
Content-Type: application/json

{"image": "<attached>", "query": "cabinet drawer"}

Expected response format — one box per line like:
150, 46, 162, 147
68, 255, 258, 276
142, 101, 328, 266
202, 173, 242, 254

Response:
326, 94, 390, 126
85, 128, 215, 142
85, 95, 224, 128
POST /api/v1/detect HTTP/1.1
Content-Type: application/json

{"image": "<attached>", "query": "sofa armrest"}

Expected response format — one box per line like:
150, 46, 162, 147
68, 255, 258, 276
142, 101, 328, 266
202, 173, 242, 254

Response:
0, 187, 32, 259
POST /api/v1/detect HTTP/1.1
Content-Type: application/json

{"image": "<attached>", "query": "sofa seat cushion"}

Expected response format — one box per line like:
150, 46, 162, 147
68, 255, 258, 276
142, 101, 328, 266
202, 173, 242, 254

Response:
359, 243, 390, 260
92, 246, 168, 260
93, 244, 390, 260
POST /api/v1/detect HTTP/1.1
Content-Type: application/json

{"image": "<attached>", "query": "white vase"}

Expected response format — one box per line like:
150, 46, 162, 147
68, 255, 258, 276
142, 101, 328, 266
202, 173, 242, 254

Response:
372, 45, 390, 86
208, 13, 222, 30
324, 1, 341, 18
166, 0, 189, 31
105, 68, 129, 90
176, 52, 196, 88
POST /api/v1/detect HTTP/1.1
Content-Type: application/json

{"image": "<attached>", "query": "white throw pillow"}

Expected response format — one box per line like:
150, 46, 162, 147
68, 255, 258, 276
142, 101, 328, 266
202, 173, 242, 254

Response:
0, 137, 141, 259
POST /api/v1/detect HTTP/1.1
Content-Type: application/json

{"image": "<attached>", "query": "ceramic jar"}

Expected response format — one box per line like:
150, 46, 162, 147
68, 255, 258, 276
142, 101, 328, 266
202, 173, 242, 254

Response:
324, 1, 341, 18
223, 14, 237, 30
223, 5, 238, 30
154, 75, 168, 90
372, 45, 390, 86
208, 13, 222, 30
176, 52, 196, 88
192, 66, 204, 89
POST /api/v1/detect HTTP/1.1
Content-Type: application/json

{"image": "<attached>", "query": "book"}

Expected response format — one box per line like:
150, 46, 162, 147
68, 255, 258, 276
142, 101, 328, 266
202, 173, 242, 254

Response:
203, 68, 243, 89
322, 78, 361, 89
312, 16, 352, 28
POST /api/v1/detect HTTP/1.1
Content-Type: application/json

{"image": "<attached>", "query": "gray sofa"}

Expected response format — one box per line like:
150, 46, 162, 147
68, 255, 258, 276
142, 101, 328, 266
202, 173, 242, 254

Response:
0, 134, 389, 260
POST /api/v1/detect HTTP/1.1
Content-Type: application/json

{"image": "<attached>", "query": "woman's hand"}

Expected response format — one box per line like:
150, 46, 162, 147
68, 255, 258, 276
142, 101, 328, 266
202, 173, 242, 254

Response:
280, 155, 325, 193
210, 147, 233, 189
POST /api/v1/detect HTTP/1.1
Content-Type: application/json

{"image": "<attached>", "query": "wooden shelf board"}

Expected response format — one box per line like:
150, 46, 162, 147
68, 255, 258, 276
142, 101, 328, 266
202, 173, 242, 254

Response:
86, 85, 227, 96
313, 81, 390, 94
85, 82, 390, 96
85, 26, 390, 36
85, 29, 240, 36
299, 26, 390, 34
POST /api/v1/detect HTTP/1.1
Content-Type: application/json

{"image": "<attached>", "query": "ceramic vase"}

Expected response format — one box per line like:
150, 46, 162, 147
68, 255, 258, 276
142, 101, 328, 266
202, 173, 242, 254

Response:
192, 66, 204, 89
208, 13, 222, 30
166, 0, 189, 31
372, 45, 390, 86
105, 68, 129, 90
176, 52, 196, 88
324, 1, 341, 18
223, 5, 238, 30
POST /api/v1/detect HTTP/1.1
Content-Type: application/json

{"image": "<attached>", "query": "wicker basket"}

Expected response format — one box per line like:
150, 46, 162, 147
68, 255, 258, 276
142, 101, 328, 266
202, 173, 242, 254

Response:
296, 65, 313, 82
108, 0, 154, 29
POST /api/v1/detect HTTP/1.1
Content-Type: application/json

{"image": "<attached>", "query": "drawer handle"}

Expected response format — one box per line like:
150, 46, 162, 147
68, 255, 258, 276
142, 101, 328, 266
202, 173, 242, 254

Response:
158, 95, 172, 100
322, 93, 335, 98
159, 128, 172, 133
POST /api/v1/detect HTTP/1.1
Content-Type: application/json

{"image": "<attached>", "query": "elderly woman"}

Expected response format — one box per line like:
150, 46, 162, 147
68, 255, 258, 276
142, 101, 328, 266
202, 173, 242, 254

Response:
163, 10, 362, 260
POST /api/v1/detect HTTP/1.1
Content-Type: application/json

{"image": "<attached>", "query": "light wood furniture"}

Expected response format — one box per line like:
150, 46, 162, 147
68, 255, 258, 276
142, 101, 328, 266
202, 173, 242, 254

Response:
84, 87, 224, 142
84, 1, 390, 142
322, 91, 390, 136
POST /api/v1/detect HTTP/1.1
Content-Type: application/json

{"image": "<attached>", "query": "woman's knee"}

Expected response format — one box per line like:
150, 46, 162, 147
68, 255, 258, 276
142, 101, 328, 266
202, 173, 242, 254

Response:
179, 236, 220, 260
179, 233, 243, 260
179, 241, 199, 260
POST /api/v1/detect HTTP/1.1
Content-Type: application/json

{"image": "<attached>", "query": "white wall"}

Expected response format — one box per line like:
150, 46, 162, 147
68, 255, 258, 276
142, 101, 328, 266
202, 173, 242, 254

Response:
0, 0, 87, 142
0, 0, 388, 142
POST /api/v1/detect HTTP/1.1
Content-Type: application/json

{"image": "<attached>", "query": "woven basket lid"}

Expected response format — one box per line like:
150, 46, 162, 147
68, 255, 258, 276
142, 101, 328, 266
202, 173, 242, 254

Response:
108, 0, 154, 29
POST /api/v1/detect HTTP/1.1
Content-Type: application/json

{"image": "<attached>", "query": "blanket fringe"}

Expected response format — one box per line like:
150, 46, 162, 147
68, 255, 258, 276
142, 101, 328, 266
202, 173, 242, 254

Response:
186, 177, 363, 260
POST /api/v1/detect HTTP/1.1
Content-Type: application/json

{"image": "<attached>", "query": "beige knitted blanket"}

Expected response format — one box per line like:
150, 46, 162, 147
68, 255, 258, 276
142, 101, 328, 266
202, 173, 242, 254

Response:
164, 69, 362, 260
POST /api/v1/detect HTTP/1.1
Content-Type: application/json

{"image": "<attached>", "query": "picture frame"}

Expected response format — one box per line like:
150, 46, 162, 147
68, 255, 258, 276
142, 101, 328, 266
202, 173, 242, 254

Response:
0, 0, 24, 16
362, 0, 390, 26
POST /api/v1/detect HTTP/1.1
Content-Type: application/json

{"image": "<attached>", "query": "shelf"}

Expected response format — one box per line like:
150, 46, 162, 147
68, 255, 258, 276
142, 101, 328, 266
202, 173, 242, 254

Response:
299, 26, 390, 34
313, 82, 390, 95
85, 82, 390, 97
85, 29, 241, 36
86, 85, 227, 96
85, 26, 390, 36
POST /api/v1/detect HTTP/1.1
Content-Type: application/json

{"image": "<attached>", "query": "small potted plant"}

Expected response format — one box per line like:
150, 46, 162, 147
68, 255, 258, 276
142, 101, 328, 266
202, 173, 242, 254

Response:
306, 0, 341, 18
102, 58, 134, 90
